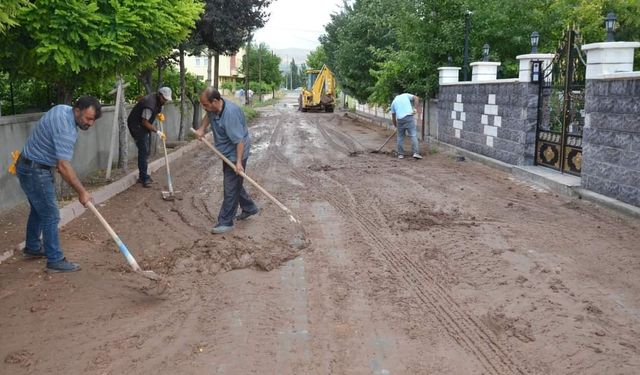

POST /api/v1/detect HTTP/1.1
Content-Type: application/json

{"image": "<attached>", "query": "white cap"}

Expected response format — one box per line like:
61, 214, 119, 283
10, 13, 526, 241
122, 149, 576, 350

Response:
158, 87, 173, 102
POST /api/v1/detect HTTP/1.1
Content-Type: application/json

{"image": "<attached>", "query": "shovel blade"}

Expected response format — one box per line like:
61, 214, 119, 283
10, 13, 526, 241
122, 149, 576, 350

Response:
136, 269, 162, 281
162, 190, 183, 200
162, 190, 182, 201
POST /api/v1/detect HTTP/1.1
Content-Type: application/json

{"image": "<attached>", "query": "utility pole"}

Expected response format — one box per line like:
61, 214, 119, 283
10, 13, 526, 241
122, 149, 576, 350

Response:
245, 37, 251, 105
463, 10, 473, 81
258, 45, 262, 102
290, 58, 293, 90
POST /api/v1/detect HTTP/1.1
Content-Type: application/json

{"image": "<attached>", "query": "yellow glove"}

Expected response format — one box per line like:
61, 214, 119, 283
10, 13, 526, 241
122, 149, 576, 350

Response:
156, 113, 165, 122
157, 130, 167, 141
8, 150, 20, 175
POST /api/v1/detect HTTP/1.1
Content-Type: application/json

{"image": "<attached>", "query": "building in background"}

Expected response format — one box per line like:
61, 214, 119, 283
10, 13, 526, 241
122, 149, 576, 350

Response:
184, 49, 246, 95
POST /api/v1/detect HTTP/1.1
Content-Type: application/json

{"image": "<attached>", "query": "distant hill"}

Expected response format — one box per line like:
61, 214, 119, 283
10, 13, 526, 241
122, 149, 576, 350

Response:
273, 48, 311, 71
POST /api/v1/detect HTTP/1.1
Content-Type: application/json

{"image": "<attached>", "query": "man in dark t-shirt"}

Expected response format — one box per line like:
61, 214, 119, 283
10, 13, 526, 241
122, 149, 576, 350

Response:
127, 87, 171, 187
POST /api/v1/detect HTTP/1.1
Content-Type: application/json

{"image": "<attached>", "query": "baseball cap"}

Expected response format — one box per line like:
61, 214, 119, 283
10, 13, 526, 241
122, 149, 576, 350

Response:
158, 87, 173, 102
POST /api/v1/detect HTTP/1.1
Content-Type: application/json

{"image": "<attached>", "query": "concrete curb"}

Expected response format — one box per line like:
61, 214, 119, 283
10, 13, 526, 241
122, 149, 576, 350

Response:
427, 138, 514, 174
574, 188, 640, 219
1, 139, 202, 264
345, 111, 393, 130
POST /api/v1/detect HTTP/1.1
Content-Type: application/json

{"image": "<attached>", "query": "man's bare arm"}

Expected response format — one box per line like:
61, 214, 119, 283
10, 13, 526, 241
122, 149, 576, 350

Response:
57, 160, 91, 205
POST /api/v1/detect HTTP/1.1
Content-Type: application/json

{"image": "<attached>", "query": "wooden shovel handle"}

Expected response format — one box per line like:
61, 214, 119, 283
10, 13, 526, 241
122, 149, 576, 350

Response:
191, 128, 298, 223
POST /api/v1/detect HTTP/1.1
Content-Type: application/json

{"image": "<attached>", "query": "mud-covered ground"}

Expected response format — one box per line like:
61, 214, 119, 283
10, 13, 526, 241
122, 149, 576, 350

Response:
1, 94, 639, 374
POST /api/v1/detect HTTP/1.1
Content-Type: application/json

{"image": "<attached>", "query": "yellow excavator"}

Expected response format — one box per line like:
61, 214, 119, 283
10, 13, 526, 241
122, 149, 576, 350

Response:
299, 64, 336, 112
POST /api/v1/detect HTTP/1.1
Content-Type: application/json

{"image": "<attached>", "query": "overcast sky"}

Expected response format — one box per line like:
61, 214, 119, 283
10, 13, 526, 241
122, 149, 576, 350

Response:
254, 0, 345, 50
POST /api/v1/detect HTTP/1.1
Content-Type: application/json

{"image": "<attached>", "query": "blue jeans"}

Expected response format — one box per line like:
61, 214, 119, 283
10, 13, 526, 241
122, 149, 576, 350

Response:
397, 115, 419, 155
16, 162, 65, 263
218, 159, 257, 226
135, 133, 150, 182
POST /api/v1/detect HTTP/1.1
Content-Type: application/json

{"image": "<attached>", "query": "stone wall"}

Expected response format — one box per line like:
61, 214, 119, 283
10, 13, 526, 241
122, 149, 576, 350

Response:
0, 102, 192, 211
582, 75, 640, 206
437, 81, 539, 165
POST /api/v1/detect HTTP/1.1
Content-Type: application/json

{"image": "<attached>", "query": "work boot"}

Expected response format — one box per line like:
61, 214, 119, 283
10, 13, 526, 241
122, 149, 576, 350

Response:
211, 225, 234, 234
413, 153, 423, 159
398, 154, 404, 159
22, 247, 45, 259
236, 208, 259, 221
46, 258, 80, 273
138, 176, 154, 184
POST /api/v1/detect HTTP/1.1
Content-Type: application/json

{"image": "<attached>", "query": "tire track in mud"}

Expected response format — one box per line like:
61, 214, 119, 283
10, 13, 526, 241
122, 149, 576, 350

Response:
240, 109, 523, 373
260, 122, 526, 374
320, 182, 525, 375
308, 116, 366, 155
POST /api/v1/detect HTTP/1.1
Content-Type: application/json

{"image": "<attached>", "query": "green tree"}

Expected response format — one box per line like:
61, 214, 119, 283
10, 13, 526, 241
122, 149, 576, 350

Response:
196, 0, 272, 89
0, 0, 202, 103
306, 46, 327, 70
0, 0, 31, 34
289, 59, 300, 89
297, 63, 307, 89
239, 42, 282, 91
368, 0, 466, 105
320, 0, 399, 103
321, 0, 640, 107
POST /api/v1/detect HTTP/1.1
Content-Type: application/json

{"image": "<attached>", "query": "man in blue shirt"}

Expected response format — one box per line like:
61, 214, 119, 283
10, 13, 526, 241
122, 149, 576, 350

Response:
390, 92, 423, 159
17, 96, 102, 272
194, 87, 258, 234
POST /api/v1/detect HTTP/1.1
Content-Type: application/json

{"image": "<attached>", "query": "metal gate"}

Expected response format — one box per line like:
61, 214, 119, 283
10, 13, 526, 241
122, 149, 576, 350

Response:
535, 29, 586, 175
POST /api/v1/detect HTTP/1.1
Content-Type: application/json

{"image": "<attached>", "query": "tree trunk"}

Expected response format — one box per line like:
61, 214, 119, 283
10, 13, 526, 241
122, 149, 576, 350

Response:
189, 91, 201, 130
193, 101, 201, 130
244, 43, 250, 105
55, 83, 74, 105
117, 85, 129, 170
156, 63, 163, 91
206, 51, 213, 86
213, 54, 220, 89
139, 68, 153, 95
179, 46, 186, 141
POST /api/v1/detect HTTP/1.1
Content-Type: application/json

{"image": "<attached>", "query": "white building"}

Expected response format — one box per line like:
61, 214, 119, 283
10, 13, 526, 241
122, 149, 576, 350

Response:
183, 49, 246, 95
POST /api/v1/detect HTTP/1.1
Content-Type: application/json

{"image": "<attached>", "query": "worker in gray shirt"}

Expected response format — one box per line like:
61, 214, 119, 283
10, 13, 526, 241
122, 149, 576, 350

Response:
194, 87, 258, 234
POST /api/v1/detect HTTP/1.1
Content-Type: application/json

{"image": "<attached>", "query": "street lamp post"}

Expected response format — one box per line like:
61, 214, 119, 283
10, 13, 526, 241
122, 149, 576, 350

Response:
530, 31, 542, 82
605, 12, 617, 42
463, 10, 473, 81
530, 31, 539, 53
482, 43, 490, 62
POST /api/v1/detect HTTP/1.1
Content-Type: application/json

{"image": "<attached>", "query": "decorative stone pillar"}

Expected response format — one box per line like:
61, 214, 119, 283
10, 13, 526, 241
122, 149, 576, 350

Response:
516, 53, 554, 82
581, 42, 640, 79
438, 67, 461, 85
470, 61, 500, 82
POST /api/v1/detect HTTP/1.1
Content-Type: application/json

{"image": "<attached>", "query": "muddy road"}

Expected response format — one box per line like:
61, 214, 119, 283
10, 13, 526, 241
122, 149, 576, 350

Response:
1, 94, 639, 374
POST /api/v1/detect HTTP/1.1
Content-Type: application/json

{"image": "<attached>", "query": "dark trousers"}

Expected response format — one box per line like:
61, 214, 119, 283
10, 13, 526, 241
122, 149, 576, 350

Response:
135, 133, 150, 182
16, 161, 64, 263
218, 159, 257, 226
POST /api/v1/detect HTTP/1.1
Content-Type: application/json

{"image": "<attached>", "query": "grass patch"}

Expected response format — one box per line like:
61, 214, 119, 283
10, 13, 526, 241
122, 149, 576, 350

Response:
253, 98, 278, 108
243, 106, 258, 121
